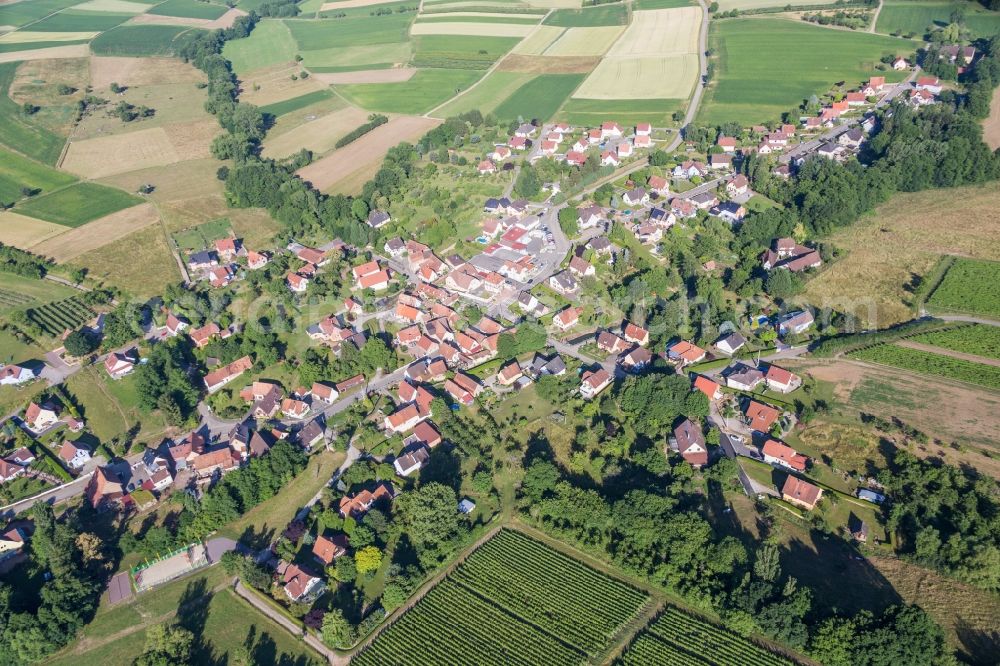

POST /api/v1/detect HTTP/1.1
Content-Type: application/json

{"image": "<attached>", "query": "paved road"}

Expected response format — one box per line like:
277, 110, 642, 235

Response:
0, 471, 94, 520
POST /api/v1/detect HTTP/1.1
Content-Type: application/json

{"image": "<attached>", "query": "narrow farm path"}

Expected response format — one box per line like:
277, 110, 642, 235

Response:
868, 0, 883, 33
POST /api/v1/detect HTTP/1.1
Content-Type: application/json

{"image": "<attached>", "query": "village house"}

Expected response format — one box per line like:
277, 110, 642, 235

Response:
717, 136, 737, 152
601, 151, 620, 167
287, 272, 309, 294
394, 443, 431, 477
726, 174, 749, 197
777, 310, 815, 336
744, 400, 781, 433
553, 306, 582, 331
621, 346, 653, 372
580, 368, 612, 399
838, 128, 864, 149
623, 188, 649, 207
0, 459, 25, 484
85, 466, 124, 510
673, 161, 707, 179
568, 255, 595, 277
762, 439, 808, 472
782, 476, 823, 511
577, 205, 605, 230
246, 250, 269, 270
673, 418, 708, 468
477, 159, 496, 175
765, 365, 801, 393
203, 355, 253, 393
597, 331, 629, 355
189, 322, 223, 348
725, 363, 764, 392
849, 514, 869, 543
58, 440, 92, 470
497, 361, 523, 386
916, 75, 942, 94
667, 341, 706, 366
648, 175, 669, 196
693, 375, 722, 401
280, 562, 325, 603
339, 483, 394, 519
313, 533, 349, 567
715, 332, 746, 355
623, 322, 649, 346
0, 363, 39, 386
549, 271, 579, 296
710, 153, 733, 170
384, 403, 426, 433
23, 401, 59, 433
104, 350, 137, 379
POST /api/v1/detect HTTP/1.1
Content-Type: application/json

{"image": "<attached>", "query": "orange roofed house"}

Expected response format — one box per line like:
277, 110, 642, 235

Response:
744, 400, 781, 433
339, 482, 395, 519
668, 341, 706, 366
762, 439, 807, 472
782, 476, 823, 511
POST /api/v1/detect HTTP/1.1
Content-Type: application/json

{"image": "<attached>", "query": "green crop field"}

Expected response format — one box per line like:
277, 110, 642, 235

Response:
876, 1, 1000, 38
336, 68, 483, 113
286, 15, 412, 49
318, 0, 419, 19
16, 182, 142, 227
544, 4, 627, 26
700, 19, 907, 125
222, 19, 297, 73
26, 296, 95, 337
0, 63, 67, 165
90, 25, 204, 56
416, 14, 541, 23
356, 530, 649, 665
259, 89, 336, 117
0, 40, 91, 53
557, 97, 684, 126
0, 148, 77, 205
851, 344, 1000, 390
908, 324, 1000, 360
0, 273, 77, 314
25, 10, 135, 31
148, 0, 230, 19
494, 73, 585, 121
619, 607, 793, 666
926, 258, 1000, 319
0, 0, 80, 28
434, 69, 536, 116
632, 0, 697, 7
412, 34, 520, 68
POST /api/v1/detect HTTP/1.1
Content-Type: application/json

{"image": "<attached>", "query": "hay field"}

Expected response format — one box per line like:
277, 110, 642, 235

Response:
73, 82, 214, 138
0, 147, 76, 202
0, 31, 100, 44
311, 68, 416, 84
541, 25, 624, 56
74, 0, 152, 13
0, 44, 90, 63
97, 157, 223, 205
0, 212, 68, 248
63, 119, 217, 177
320, 0, 410, 8
222, 18, 296, 73
875, 0, 1000, 39
717, 0, 836, 8
237, 62, 326, 107
497, 53, 599, 73
71, 224, 180, 296
16, 182, 142, 227
300, 42, 412, 68
127, 8, 247, 29
410, 21, 535, 36
335, 67, 482, 113
90, 55, 205, 89
262, 105, 371, 158
148, 0, 229, 19
606, 6, 700, 56
803, 183, 1000, 328
9, 57, 88, 135
510, 24, 564, 54
297, 115, 440, 191
574, 53, 697, 98
31, 202, 161, 261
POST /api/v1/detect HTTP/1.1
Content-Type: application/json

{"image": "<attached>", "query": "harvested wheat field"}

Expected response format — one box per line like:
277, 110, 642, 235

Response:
984, 87, 1000, 150
90, 55, 206, 89
62, 120, 218, 178
0, 45, 90, 63
607, 7, 701, 56
97, 158, 224, 205
127, 8, 247, 30
542, 26, 624, 56
511, 25, 564, 55
0, 31, 99, 44
803, 182, 1000, 328
410, 22, 535, 37
311, 68, 416, 85
574, 53, 697, 98
297, 115, 441, 192
32, 202, 161, 261
0, 212, 68, 248
237, 63, 326, 107
497, 54, 599, 74
262, 106, 371, 159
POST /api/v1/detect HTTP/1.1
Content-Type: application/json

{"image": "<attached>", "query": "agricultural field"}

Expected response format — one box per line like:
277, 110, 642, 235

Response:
26, 296, 95, 337
850, 344, 1000, 391
261, 105, 370, 158
926, 257, 1000, 319
147, 0, 230, 19
70, 224, 180, 297
15, 182, 142, 227
0, 62, 68, 165
412, 34, 521, 67
542, 26, 625, 56
0, 0, 83, 28
557, 97, 685, 125
410, 20, 536, 36
0, 148, 76, 205
335, 68, 483, 113
20, 10, 134, 32
700, 19, 906, 125
62, 121, 218, 178
619, 607, 792, 666
257, 88, 336, 116
170, 217, 233, 251
89, 54, 206, 88
236, 62, 329, 108
716, 0, 834, 9
908, 324, 1000, 359
89, 24, 204, 56
0, 272, 78, 314
492, 73, 584, 120
875, 1, 1000, 39
30, 202, 162, 262
433, 69, 536, 116
573, 7, 701, 102
221, 19, 297, 73
544, 4, 627, 26
356, 529, 650, 665
286, 14, 412, 49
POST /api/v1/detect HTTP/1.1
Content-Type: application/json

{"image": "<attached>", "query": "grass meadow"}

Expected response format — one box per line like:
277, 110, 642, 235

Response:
336, 67, 483, 113
0, 148, 76, 204
412, 34, 521, 67
222, 19, 297, 73
258, 88, 336, 116
875, 1, 1000, 38
493, 72, 584, 120
544, 4, 627, 26
148, 0, 230, 19
433, 69, 536, 116
632, 0, 696, 7
16, 182, 142, 227
0, 63, 67, 165
71, 224, 180, 297
89, 24, 205, 56
700, 19, 908, 125
0, 0, 80, 28
285, 14, 412, 49
24, 10, 135, 31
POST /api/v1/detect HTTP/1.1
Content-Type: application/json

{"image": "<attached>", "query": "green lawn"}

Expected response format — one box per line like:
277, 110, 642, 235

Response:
222, 19, 297, 74
544, 4, 627, 26
557, 97, 684, 126
258, 88, 336, 117
876, 0, 1000, 38
90, 25, 205, 57
412, 34, 521, 68
493, 73, 585, 122
25, 10, 135, 31
336, 67, 483, 113
0, 148, 77, 205
700, 19, 909, 126
148, 0, 230, 19
285, 14, 412, 49
0, 63, 67, 165
16, 182, 142, 227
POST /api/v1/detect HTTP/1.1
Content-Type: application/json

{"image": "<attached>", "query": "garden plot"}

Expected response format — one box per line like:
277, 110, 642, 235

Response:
573, 6, 700, 100
410, 21, 535, 36
61, 119, 218, 178
542, 25, 624, 56
262, 105, 371, 158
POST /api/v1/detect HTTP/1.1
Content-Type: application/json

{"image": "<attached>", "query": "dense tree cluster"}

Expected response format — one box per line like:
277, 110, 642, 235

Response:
0, 244, 50, 278
496, 322, 547, 360
133, 337, 200, 426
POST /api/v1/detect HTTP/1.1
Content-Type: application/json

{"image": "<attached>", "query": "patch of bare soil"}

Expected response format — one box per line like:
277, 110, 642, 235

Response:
496, 54, 600, 74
